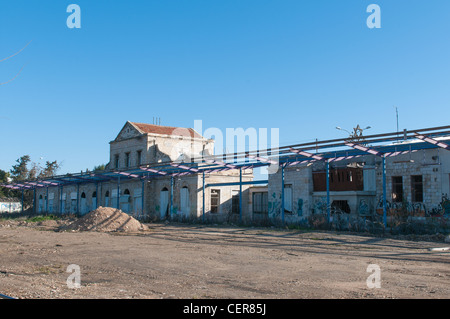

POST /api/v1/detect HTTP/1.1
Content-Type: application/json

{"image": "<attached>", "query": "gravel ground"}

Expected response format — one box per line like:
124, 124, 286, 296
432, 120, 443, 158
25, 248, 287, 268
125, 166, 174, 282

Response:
0, 220, 449, 299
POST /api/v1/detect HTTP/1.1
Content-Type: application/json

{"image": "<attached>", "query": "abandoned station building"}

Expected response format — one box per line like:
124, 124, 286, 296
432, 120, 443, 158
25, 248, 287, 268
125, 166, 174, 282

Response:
22, 123, 450, 224
34, 121, 253, 222
265, 143, 450, 224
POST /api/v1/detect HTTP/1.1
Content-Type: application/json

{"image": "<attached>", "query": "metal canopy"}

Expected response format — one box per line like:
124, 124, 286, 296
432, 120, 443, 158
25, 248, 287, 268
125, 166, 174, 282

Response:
2, 125, 450, 191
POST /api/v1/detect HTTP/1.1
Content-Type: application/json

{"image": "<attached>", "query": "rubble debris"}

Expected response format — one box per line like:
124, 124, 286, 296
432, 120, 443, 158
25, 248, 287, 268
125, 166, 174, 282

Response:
62, 207, 149, 233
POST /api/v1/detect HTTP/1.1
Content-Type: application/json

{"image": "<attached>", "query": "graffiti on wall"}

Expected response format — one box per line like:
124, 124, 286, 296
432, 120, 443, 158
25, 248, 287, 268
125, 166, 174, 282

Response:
358, 199, 370, 216
375, 194, 450, 217
313, 197, 327, 215
0, 202, 22, 213
268, 192, 281, 218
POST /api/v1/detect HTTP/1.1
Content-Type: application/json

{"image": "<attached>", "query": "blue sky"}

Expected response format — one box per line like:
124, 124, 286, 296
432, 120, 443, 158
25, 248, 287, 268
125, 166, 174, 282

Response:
1, 1, 449, 175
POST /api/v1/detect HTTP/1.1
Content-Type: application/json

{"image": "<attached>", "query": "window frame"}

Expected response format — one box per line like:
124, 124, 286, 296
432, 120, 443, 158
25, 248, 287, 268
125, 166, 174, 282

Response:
392, 176, 403, 203
411, 175, 423, 203
210, 189, 220, 214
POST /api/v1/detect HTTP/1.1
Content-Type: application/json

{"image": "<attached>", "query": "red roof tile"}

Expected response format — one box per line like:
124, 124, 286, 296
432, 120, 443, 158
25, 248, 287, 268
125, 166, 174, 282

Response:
130, 122, 203, 139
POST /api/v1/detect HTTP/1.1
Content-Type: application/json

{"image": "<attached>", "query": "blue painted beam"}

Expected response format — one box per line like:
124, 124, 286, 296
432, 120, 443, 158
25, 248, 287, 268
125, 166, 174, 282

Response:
281, 164, 285, 224
141, 179, 145, 217
21, 188, 24, 214
239, 168, 243, 223
382, 156, 387, 228
326, 160, 330, 224
117, 175, 120, 209
205, 180, 268, 188
202, 171, 205, 222
170, 176, 174, 218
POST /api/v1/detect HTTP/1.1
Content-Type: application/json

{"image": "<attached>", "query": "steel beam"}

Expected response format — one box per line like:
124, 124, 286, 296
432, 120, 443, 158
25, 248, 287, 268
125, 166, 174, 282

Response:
117, 175, 121, 209
202, 171, 205, 222
60, 185, 63, 214
141, 179, 145, 217
46, 187, 49, 213
382, 155, 387, 228
326, 160, 330, 223
77, 183, 80, 215
33, 188, 36, 213
21, 188, 24, 214
170, 176, 174, 219
205, 180, 268, 188
239, 168, 243, 223
281, 164, 285, 224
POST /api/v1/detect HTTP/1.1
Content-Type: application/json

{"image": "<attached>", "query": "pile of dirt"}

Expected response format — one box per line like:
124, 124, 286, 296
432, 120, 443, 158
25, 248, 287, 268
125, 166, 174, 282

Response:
62, 207, 149, 233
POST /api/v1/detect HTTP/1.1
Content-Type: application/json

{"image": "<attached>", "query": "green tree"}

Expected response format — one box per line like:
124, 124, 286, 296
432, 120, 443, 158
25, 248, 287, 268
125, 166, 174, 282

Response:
6, 156, 62, 210
10, 155, 31, 182
38, 161, 60, 178
0, 169, 11, 198
93, 164, 106, 172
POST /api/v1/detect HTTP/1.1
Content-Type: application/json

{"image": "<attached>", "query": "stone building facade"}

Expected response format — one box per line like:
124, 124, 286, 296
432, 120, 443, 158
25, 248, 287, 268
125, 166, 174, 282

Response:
35, 121, 253, 222
250, 142, 450, 224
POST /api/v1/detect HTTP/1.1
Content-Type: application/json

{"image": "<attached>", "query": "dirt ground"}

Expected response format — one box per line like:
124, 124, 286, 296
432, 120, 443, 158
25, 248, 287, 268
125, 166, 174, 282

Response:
0, 220, 449, 299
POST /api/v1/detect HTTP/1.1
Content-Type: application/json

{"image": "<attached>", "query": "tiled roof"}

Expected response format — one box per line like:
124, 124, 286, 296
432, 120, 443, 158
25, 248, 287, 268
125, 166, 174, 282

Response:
130, 122, 203, 139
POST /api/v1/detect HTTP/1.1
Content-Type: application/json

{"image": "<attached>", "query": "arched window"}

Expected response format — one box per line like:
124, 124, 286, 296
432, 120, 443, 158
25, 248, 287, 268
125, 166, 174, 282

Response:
81, 192, 86, 198
124, 189, 130, 195
92, 191, 97, 198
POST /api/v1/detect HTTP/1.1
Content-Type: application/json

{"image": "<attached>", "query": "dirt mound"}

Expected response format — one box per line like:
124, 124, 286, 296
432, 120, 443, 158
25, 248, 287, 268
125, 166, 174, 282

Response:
63, 207, 149, 233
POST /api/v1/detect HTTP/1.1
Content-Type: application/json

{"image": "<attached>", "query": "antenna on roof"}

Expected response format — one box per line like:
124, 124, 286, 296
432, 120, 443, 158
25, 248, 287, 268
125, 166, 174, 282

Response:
394, 106, 399, 137
153, 117, 161, 125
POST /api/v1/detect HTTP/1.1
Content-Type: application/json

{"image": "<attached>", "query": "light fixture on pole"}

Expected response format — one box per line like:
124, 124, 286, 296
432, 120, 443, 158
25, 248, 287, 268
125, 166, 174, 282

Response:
337, 125, 371, 145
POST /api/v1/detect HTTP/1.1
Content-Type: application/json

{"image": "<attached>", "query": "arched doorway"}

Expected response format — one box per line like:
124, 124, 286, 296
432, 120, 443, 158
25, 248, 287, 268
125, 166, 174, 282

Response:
121, 189, 130, 213
80, 192, 88, 215
104, 191, 110, 207
38, 195, 43, 213
92, 191, 97, 210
